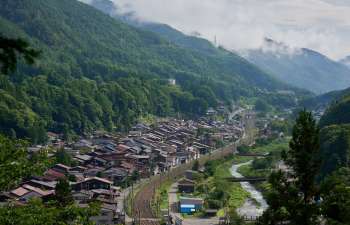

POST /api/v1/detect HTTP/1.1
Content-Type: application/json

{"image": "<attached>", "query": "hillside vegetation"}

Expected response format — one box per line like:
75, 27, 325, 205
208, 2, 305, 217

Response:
0, 0, 301, 142
318, 94, 350, 178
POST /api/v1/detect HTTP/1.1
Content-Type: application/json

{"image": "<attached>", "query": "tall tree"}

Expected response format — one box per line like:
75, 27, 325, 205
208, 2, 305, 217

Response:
287, 110, 321, 209
258, 110, 321, 225
55, 178, 74, 207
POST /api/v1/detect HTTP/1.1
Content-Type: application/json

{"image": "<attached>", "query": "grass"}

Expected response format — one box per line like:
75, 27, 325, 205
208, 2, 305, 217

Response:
231, 155, 255, 164
238, 164, 269, 178
125, 181, 146, 216
154, 179, 173, 211
249, 138, 290, 154
214, 159, 250, 213
212, 156, 250, 216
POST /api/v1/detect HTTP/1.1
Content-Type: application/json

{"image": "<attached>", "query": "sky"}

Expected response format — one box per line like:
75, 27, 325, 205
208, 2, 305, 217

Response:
85, 0, 350, 60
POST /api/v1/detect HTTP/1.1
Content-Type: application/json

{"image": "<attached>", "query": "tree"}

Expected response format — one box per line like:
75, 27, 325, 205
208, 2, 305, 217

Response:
0, 135, 49, 191
192, 160, 200, 171
258, 110, 321, 225
0, 35, 40, 74
287, 110, 321, 208
321, 168, 350, 225
54, 148, 75, 166
0, 198, 100, 225
55, 178, 74, 207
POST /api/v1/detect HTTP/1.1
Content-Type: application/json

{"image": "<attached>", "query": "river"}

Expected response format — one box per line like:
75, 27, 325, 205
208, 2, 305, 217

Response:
231, 161, 268, 219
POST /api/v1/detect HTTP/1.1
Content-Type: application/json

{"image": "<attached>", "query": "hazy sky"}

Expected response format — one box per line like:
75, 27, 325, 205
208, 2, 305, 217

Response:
89, 0, 350, 60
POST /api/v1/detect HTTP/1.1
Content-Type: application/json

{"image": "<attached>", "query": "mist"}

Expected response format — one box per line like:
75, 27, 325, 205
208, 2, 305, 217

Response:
89, 0, 350, 60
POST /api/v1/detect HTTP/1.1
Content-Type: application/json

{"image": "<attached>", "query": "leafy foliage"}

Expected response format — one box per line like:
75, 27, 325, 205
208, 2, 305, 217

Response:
0, 134, 49, 191
319, 124, 350, 180
320, 94, 350, 127
320, 168, 350, 225
0, 198, 100, 225
54, 178, 74, 207
0, 35, 40, 74
53, 148, 76, 167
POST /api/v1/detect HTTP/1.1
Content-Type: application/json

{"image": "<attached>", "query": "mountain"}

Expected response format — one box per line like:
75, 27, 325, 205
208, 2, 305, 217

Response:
243, 39, 350, 94
88, 0, 235, 55
319, 93, 350, 127
0, 0, 300, 142
340, 56, 350, 68
301, 87, 350, 110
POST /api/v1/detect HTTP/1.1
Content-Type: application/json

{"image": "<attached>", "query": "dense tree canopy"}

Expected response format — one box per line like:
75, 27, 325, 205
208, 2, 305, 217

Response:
0, 134, 49, 191
0, 35, 40, 74
0, 198, 100, 225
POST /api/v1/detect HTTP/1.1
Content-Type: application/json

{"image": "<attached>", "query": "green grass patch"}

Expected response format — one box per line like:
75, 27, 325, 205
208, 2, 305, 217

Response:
238, 164, 269, 178
250, 138, 289, 154
154, 179, 173, 210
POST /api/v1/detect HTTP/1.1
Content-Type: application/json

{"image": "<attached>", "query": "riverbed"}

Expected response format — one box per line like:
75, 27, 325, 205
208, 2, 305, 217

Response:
231, 161, 268, 219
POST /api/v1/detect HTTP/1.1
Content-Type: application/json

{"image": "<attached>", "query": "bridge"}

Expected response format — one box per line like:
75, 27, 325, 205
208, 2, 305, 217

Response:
225, 177, 267, 182
236, 152, 270, 157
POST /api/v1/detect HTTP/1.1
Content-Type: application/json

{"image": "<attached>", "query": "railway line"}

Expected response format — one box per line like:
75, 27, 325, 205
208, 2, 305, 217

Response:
130, 143, 237, 225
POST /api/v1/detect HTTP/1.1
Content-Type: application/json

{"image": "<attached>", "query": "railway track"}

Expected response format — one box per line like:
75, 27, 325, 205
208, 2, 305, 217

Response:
130, 143, 236, 225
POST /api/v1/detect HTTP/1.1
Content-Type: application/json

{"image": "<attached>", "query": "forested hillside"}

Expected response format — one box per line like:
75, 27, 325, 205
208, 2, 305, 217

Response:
301, 87, 350, 110
320, 95, 350, 127
0, 0, 301, 143
317, 94, 350, 179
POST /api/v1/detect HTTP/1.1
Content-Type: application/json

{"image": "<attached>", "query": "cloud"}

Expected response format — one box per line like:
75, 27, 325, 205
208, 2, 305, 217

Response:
105, 0, 350, 60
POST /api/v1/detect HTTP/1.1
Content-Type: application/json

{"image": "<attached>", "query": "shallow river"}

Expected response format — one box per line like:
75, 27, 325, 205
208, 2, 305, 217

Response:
231, 161, 268, 219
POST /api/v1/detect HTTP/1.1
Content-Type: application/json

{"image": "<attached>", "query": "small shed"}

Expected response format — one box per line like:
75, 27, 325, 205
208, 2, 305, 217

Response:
185, 170, 198, 180
179, 197, 203, 214
178, 178, 195, 193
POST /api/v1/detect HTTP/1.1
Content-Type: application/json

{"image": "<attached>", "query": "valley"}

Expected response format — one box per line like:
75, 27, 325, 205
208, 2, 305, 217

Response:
0, 1, 350, 225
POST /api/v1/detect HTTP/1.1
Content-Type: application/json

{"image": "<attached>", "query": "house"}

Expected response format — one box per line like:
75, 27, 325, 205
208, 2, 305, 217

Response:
179, 197, 203, 214
90, 203, 118, 225
185, 170, 198, 180
23, 179, 56, 190
43, 169, 66, 181
73, 177, 113, 191
72, 191, 92, 203
12, 185, 54, 203
52, 164, 71, 174
84, 167, 105, 177
178, 178, 195, 193
206, 108, 217, 116
74, 154, 92, 165
101, 168, 128, 185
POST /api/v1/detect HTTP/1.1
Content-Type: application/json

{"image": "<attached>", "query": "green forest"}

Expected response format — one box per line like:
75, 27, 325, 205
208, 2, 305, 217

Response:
0, 0, 305, 143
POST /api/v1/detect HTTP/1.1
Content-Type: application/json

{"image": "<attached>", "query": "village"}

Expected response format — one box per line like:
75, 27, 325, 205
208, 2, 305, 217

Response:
0, 105, 255, 225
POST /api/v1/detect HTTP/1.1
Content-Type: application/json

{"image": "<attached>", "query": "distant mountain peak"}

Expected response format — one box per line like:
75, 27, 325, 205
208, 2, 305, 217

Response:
244, 39, 350, 94
259, 38, 302, 56
340, 55, 350, 68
